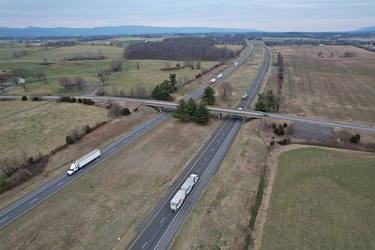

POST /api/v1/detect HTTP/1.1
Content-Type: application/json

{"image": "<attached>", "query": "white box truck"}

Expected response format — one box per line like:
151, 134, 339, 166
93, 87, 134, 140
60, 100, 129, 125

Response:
217, 73, 223, 79
170, 190, 186, 212
180, 174, 199, 195
209, 78, 216, 84
170, 174, 199, 212
67, 149, 101, 176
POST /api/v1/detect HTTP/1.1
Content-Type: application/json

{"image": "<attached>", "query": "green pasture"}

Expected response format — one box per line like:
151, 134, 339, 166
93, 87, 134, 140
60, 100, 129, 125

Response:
0, 42, 224, 96
261, 147, 375, 250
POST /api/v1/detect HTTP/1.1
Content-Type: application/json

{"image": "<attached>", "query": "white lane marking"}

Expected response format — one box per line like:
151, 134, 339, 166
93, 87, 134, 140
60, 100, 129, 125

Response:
142, 241, 148, 249
160, 217, 165, 223
212, 148, 214, 151
124, 140, 128, 143
146, 126, 149, 128
0, 217, 8, 223
30, 198, 38, 204
57, 182, 63, 186
205, 158, 207, 161
110, 148, 115, 152
197, 169, 200, 173
217, 140, 220, 143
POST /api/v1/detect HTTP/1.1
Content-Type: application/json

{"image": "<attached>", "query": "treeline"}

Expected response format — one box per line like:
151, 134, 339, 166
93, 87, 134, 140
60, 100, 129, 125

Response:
62, 54, 105, 61
43, 40, 76, 47
0, 152, 49, 194
124, 37, 233, 61
265, 38, 375, 52
12, 50, 29, 58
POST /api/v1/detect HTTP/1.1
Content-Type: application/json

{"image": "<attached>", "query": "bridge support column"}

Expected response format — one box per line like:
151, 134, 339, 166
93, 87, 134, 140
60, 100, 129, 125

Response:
242, 115, 246, 124
218, 112, 222, 120
159, 106, 162, 112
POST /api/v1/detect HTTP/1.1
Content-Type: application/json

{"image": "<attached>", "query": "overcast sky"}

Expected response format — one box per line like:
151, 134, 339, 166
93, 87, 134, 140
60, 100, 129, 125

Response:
1, 0, 374, 32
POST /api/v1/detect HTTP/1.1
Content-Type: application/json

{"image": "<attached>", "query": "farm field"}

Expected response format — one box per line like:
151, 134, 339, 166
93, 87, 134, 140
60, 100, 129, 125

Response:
0, 100, 108, 161
266, 45, 375, 127
259, 147, 375, 250
0, 39, 246, 96
0, 116, 221, 250
269, 46, 375, 126
170, 120, 268, 250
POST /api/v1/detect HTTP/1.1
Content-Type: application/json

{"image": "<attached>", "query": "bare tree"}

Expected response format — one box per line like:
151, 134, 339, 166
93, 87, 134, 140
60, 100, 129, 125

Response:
59, 76, 71, 89
0, 77, 5, 92
43, 57, 48, 64
12, 68, 32, 79
136, 61, 140, 70
20, 82, 29, 92
196, 60, 201, 69
35, 72, 46, 81
74, 76, 85, 89
165, 61, 170, 69
330, 52, 334, 58
218, 82, 232, 100
317, 51, 323, 58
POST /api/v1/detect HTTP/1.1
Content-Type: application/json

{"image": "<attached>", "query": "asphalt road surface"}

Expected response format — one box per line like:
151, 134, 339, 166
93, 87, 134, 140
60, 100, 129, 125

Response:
126, 43, 269, 249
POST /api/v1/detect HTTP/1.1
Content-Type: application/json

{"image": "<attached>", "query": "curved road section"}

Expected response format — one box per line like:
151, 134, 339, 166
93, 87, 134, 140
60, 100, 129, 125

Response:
0, 41, 255, 230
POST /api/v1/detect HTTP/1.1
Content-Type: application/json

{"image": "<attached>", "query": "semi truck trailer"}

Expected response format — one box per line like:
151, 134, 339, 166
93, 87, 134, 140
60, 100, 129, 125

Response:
170, 174, 199, 212
67, 149, 101, 176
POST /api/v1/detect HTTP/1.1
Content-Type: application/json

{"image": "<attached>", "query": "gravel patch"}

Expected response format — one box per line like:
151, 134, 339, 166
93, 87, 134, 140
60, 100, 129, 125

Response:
292, 121, 333, 141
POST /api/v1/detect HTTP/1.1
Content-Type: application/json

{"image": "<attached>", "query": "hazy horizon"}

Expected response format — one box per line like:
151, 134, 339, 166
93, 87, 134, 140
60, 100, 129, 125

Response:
1, 0, 374, 32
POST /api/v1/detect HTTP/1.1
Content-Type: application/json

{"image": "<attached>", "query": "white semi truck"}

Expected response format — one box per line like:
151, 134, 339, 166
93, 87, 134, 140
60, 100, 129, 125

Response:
170, 174, 199, 212
67, 149, 101, 176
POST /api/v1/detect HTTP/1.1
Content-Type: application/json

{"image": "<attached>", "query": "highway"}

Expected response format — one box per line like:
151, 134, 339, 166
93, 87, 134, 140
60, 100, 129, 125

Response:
0, 41, 255, 230
126, 43, 270, 249
1, 39, 374, 249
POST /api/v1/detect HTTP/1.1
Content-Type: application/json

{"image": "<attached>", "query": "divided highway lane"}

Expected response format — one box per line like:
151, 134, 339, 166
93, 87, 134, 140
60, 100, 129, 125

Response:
127, 43, 268, 249
127, 115, 242, 250
0, 109, 174, 230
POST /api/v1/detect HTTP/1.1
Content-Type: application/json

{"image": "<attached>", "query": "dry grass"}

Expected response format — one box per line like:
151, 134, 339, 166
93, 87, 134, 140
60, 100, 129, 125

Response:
170, 120, 268, 249
268, 45, 375, 127
0, 114, 221, 249
213, 45, 265, 108
0, 101, 108, 161
259, 146, 375, 250
0, 102, 153, 209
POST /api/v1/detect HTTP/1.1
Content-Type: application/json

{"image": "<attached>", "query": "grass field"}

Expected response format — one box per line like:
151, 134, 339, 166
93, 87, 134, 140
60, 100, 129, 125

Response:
260, 147, 375, 250
0, 100, 108, 161
267, 45, 375, 127
170, 120, 268, 250
0, 40, 227, 96
0, 116, 221, 250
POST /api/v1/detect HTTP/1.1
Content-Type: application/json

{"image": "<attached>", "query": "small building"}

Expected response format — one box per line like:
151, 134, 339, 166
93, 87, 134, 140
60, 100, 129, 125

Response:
17, 78, 25, 85
319, 44, 325, 47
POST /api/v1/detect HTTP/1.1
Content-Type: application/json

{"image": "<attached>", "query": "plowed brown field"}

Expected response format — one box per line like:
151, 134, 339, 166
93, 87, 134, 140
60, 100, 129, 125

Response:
267, 45, 375, 127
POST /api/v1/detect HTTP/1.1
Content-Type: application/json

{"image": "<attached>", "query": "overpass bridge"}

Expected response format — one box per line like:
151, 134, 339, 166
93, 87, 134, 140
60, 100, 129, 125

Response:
0, 95, 262, 122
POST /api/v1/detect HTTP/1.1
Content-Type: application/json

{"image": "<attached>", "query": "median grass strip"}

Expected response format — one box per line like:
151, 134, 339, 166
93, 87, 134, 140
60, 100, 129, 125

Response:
260, 147, 375, 250
170, 121, 268, 250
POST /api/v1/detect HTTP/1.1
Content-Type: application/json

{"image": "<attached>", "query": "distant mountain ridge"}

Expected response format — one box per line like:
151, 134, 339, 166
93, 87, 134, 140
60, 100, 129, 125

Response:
0, 25, 259, 37
352, 26, 375, 32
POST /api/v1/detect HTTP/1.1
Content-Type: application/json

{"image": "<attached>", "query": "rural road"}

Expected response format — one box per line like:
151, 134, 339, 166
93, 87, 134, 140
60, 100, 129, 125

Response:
0, 41, 255, 231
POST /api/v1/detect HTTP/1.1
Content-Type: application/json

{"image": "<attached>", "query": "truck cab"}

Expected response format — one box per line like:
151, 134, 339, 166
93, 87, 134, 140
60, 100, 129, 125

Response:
67, 163, 78, 176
